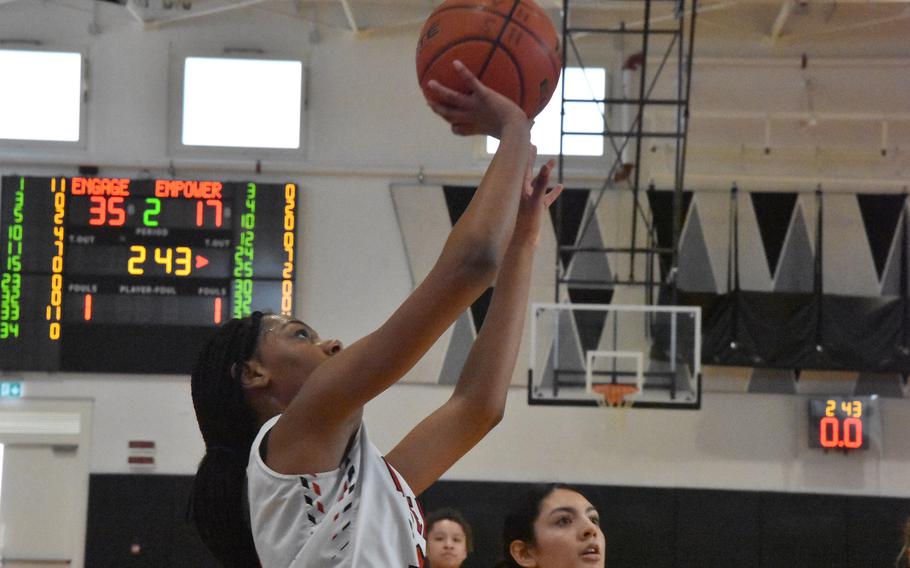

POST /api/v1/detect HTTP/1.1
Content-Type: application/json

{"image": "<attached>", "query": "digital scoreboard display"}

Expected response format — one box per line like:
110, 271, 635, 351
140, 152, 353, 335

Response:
808, 395, 878, 451
0, 175, 297, 374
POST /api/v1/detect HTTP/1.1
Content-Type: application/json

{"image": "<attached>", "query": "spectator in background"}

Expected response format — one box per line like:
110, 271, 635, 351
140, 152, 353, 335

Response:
495, 483, 605, 568
425, 508, 472, 568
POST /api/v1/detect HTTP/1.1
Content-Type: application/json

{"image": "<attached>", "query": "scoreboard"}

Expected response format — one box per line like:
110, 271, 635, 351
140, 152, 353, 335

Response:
0, 175, 297, 374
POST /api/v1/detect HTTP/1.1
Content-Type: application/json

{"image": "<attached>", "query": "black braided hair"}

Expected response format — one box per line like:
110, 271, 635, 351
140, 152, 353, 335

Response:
494, 483, 578, 568
189, 311, 266, 567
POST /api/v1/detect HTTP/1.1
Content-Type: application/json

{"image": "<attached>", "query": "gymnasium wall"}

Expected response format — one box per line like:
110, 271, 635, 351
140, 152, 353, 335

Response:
3, 0, 908, 489
0, 2, 909, 564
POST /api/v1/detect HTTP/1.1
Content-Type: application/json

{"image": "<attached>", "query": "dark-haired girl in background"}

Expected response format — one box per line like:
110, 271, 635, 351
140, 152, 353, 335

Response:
496, 484, 605, 568
189, 59, 563, 568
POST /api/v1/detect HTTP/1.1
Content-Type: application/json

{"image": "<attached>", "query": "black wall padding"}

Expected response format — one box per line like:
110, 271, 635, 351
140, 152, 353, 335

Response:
85, 475, 910, 568
420, 481, 910, 568
85, 474, 218, 567
679, 290, 910, 372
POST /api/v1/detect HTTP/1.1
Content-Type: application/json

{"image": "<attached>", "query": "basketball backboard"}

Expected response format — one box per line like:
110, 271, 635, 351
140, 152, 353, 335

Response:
528, 302, 701, 409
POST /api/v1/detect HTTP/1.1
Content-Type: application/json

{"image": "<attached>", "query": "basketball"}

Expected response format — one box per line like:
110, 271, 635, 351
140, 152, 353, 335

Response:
416, 0, 561, 119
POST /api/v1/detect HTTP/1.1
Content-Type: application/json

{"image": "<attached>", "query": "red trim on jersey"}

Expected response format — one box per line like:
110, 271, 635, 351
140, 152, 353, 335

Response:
415, 545, 426, 568
383, 458, 404, 492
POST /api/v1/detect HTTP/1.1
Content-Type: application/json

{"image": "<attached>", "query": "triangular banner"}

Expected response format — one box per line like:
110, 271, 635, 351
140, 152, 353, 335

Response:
442, 185, 493, 333
646, 189, 694, 281
567, 288, 615, 355
676, 204, 718, 292
439, 312, 475, 385
549, 189, 591, 270
442, 185, 476, 226
549, 309, 588, 389
565, 203, 612, 285
856, 194, 907, 281
750, 192, 798, 278
469, 288, 494, 334
881, 217, 906, 295
774, 207, 814, 292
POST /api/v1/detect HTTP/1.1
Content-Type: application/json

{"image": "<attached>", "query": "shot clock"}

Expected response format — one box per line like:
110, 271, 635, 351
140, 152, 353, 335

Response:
807, 395, 879, 451
0, 175, 297, 374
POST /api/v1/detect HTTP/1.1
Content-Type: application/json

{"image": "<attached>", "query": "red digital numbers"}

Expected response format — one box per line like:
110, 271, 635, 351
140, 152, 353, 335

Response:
88, 195, 126, 227
819, 416, 863, 449
195, 199, 223, 228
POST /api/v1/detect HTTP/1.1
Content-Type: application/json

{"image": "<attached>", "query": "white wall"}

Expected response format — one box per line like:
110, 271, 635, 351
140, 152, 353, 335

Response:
1, 0, 908, 498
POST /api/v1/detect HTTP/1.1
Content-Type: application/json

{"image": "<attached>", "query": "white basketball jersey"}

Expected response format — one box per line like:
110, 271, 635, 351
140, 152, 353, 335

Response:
247, 416, 427, 568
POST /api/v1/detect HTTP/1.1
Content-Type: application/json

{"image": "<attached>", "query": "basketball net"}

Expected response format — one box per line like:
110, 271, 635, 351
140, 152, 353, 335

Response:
592, 384, 638, 428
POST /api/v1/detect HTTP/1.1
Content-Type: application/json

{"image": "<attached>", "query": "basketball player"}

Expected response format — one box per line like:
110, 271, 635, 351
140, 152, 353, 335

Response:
495, 484, 605, 568
189, 60, 564, 567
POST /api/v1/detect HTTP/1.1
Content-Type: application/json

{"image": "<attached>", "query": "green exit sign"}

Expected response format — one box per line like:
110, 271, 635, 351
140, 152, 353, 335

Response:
0, 382, 22, 398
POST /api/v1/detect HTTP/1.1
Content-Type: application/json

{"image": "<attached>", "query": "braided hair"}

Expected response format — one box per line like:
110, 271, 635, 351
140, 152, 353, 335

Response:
189, 311, 266, 567
494, 483, 578, 568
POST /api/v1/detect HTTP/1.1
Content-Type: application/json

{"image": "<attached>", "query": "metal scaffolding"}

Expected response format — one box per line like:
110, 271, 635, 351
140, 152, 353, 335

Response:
554, 0, 698, 306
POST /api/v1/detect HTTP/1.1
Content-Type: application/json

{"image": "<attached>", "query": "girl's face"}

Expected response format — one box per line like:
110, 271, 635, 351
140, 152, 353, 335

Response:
249, 315, 342, 408
426, 519, 469, 568
515, 489, 605, 568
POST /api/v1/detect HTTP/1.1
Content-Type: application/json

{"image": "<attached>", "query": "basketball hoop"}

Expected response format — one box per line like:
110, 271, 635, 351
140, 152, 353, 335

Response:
584, 350, 644, 411
592, 383, 639, 430
592, 383, 639, 408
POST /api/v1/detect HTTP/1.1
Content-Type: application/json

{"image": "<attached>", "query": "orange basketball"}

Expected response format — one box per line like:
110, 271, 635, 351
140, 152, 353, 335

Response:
416, 0, 561, 119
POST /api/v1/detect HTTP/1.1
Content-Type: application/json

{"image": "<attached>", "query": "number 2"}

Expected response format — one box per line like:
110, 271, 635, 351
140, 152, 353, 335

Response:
128, 245, 146, 275
144, 198, 161, 227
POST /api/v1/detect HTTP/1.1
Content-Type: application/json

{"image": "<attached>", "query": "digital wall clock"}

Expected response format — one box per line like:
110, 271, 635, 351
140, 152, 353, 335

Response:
807, 395, 879, 451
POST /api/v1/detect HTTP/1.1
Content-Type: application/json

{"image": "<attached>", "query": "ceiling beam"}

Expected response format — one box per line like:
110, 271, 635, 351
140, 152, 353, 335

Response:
767, 0, 794, 44
777, 6, 910, 43
338, 0, 360, 32
140, 0, 275, 30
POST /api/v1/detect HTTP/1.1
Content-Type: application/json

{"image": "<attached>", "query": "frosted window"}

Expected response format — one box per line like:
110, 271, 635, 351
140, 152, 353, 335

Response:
487, 67, 606, 156
0, 50, 82, 142
182, 57, 303, 149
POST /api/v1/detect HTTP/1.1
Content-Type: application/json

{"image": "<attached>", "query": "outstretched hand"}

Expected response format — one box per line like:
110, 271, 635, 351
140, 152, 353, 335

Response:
512, 149, 564, 247
425, 60, 529, 138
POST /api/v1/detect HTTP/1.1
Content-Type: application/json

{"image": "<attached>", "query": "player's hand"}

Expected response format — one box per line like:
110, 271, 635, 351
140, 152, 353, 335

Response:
511, 150, 563, 247
426, 60, 529, 138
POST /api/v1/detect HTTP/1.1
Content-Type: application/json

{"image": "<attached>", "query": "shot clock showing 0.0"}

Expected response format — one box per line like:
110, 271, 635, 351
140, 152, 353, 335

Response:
807, 395, 879, 451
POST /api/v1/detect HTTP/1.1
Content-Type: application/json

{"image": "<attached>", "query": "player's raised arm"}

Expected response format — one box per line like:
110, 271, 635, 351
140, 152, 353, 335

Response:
261, 61, 534, 475
387, 156, 564, 495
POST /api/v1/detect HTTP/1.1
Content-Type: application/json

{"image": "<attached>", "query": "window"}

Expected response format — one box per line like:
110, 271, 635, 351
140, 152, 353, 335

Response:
0, 50, 82, 142
181, 57, 303, 149
487, 67, 606, 156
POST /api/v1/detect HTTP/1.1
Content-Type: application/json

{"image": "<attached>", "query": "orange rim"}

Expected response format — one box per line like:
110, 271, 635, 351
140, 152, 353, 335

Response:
592, 384, 638, 406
